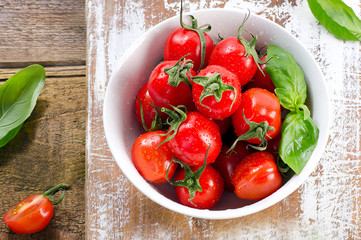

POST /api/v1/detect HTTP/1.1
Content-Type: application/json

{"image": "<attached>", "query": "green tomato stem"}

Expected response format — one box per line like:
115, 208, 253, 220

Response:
237, 10, 266, 75
192, 73, 237, 112
42, 184, 70, 205
163, 54, 193, 89
166, 146, 210, 205
227, 110, 274, 153
136, 97, 163, 132
154, 105, 188, 148
179, 0, 211, 71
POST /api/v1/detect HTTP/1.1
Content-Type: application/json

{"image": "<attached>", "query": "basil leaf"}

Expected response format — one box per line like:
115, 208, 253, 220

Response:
0, 124, 23, 148
279, 111, 319, 175
265, 45, 307, 112
265, 45, 320, 175
307, 0, 361, 41
0, 64, 46, 147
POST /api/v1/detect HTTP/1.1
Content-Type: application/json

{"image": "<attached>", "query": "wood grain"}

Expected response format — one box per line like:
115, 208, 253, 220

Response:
0, 0, 86, 238
0, 0, 86, 68
0, 73, 86, 240
86, 0, 361, 239
0, 66, 86, 80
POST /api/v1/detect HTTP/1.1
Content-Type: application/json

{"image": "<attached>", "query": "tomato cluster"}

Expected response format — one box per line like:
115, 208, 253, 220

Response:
131, 11, 285, 209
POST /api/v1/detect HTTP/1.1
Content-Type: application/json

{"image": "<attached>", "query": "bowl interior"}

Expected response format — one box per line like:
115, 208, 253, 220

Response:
103, 8, 330, 219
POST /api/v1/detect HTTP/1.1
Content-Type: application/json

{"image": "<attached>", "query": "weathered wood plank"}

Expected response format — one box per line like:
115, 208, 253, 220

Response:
86, 0, 361, 239
0, 66, 86, 80
0, 0, 86, 68
0, 76, 86, 240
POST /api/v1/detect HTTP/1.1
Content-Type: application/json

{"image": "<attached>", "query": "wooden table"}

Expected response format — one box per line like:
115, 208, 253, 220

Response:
1, 0, 360, 239
86, 0, 361, 239
0, 0, 86, 239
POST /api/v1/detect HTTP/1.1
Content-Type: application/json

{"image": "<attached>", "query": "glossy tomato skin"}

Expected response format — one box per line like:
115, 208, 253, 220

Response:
168, 112, 222, 166
212, 142, 253, 192
245, 56, 275, 93
175, 165, 224, 209
131, 131, 177, 183
164, 28, 214, 72
3, 194, 53, 234
192, 65, 241, 120
231, 151, 282, 200
232, 88, 281, 144
147, 61, 195, 112
135, 83, 167, 129
209, 37, 257, 86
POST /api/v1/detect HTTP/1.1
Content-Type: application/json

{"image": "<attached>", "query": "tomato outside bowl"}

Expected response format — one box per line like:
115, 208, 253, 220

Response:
103, 8, 330, 219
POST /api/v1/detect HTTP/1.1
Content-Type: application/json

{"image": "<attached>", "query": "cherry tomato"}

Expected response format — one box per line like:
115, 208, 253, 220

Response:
231, 151, 282, 200
3, 184, 69, 234
232, 88, 281, 145
131, 131, 177, 183
212, 142, 253, 192
135, 83, 165, 131
192, 65, 241, 120
174, 164, 224, 209
147, 60, 195, 112
245, 55, 275, 93
4, 195, 53, 234
209, 37, 257, 86
168, 111, 222, 166
164, 28, 214, 72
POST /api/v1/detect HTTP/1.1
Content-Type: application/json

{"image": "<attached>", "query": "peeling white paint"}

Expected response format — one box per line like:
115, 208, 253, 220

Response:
87, 0, 361, 239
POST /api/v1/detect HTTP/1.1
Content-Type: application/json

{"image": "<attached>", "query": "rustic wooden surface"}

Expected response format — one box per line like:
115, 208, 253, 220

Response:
0, 0, 86, 67
0, 0, 86, 239
86, 0, 361, 239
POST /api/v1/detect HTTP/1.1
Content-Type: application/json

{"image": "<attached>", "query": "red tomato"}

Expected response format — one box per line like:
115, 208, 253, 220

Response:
231, 151, 282, 200
164, 28, 214, 72
232, 88, 281, 145
3, 184, 69, 234
212, 142, 253, 192
209, 37, 257, 86
175, 165, 224, 209
135, 83, 166, 131
245, 56, 275, 93
131, 131, 177, 183
147, 60, 195, 112
192, 65, 241, 120
168, 111, 222, 166
3, 194, 53, 234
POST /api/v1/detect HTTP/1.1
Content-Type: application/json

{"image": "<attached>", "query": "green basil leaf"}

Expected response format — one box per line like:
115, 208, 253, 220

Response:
266, 45, 320, 175
307, 0, 361, 41
265, 45, 307, 111
279, 111, 319, 175
0, 124, 23, 148
0, 64, 46, 147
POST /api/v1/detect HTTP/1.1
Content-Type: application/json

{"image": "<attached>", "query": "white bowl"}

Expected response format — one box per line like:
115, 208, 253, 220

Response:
103, 8, 330, 219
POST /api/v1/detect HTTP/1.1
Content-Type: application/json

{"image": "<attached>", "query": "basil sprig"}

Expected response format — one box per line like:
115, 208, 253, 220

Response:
307, 0, 361, 41
0, 64, 46, 147
280, 111, 319, 174
265, 45, 319, 174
